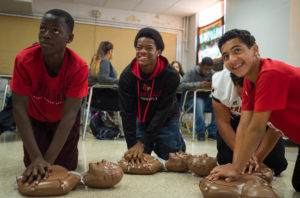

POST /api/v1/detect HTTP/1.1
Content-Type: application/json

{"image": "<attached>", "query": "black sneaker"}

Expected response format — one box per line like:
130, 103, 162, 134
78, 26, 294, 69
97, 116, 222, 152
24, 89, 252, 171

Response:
208, 134, 217, 140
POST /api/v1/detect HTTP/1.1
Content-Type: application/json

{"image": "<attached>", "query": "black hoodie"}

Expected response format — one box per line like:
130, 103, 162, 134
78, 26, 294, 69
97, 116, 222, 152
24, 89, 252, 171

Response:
119, 56, 180, 148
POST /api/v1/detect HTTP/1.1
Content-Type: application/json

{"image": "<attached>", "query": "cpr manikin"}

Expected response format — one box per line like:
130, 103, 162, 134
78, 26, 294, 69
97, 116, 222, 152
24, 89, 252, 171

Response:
200, 163, 278, 198
165, 151, 191, 172
18, 160, 124, 196
83, 160, 123, 188
17, 165, 80, 197
187, 154, 218, 176
118, 153, 164, 174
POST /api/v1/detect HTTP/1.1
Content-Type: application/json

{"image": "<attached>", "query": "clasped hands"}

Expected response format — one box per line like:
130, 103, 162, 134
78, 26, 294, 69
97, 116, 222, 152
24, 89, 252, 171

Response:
124, 142, 148, 168
21, 156, 52, 186
207, 155, 260, 182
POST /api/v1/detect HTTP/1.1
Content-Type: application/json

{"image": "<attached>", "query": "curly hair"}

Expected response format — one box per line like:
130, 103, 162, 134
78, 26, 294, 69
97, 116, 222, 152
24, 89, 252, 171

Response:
134, 27, 164, 51
218, 29, 256, 50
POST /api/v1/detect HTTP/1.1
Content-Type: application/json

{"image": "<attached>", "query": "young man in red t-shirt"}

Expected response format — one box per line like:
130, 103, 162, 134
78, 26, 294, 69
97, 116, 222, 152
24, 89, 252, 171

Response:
207, 29, 300, 192
10, 9, 88, 185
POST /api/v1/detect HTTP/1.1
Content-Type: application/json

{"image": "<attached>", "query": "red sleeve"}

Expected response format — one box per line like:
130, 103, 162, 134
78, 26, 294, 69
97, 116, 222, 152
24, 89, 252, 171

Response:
10, 55, 32, 96
241, 78, 254, 111
64, 64, 89, 98
254, 71, 289, 112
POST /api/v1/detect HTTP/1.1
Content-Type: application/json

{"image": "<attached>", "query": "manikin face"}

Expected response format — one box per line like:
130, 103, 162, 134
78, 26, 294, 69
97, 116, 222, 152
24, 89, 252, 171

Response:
39, 13, 73, 55
135, 37, 159, 74
200, 65, 212, 76
172, 62, 180, 73
221, 38, 259, 78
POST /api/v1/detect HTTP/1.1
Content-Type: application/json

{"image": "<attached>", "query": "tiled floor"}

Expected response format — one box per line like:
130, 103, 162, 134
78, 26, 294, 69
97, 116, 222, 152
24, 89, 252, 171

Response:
0, 130, 299, 198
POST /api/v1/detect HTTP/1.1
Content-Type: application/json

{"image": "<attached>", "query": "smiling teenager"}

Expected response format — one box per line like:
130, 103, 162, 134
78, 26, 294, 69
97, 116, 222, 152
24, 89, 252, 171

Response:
119, 27, 186, 163
207, 29, 300, 192
10, 9, 89, 185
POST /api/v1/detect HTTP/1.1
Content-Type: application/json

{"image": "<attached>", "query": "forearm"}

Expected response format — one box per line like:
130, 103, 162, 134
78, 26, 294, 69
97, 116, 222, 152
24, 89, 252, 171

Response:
218, 123, 236, 151
254, 127, 281, 162
233, 125, 265, 172
98, 74, 118, 83
13, 104, 42, 160
44, 110, 78, 164
178, 82, 201, 90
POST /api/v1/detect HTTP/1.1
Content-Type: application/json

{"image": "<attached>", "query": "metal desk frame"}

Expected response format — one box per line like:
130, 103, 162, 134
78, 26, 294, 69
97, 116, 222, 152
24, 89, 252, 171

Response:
82, 83, 119, 140
180, 88, 211, 141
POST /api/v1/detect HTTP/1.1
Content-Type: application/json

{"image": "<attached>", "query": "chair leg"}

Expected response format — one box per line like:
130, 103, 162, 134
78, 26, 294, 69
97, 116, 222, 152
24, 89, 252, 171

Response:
83, 87, 94, 140
117, 111, 124, 138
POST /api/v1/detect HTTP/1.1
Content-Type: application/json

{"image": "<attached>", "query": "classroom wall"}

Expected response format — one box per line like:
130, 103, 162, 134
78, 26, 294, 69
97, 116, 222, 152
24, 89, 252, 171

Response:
225, 0, 290, 63
288, 0, 300, 67
0, 15, 177, 75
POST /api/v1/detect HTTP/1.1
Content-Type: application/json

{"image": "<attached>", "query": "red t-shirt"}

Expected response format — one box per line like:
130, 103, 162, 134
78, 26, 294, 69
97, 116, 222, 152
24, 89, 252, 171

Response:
10, 44, 89, 122
242, 58, 300, 144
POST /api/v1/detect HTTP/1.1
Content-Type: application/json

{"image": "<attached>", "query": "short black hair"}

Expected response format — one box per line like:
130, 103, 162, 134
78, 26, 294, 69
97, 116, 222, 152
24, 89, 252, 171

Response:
230, 72, 244, 87
218, 29, 256, 50
201, 57, 213, 66
134, 27, 164, 51
44, 9, 74, 32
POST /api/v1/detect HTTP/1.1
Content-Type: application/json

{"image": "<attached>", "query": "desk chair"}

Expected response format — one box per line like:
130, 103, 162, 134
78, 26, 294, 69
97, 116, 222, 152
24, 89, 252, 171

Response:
0, 78, 10, 111
82, 83, 123, 140
179, 88, 211, 141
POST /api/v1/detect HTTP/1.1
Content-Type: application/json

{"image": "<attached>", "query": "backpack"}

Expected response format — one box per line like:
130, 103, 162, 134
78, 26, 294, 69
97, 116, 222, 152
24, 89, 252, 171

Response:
90, 111, 120, 140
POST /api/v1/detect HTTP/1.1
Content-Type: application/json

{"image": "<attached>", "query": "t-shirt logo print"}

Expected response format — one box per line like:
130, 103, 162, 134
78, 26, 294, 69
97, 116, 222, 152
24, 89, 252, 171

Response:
143, 84, 152, 92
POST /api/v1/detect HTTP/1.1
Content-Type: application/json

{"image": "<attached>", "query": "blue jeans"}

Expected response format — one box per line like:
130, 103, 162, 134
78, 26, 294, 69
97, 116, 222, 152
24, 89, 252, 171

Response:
136, 116, 186, 160
185, 97, 218, 137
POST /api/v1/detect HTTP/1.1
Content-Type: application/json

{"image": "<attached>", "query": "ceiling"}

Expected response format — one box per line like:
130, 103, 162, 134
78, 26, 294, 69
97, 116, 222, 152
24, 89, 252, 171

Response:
0, 0, 219, 17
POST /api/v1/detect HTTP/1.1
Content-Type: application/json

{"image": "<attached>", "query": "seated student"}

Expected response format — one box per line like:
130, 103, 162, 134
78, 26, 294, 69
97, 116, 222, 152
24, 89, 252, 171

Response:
212, 69, 287, 176
171, 60, 185, 105
10, 9, 88, 185
178, 57, 218, 140
171, 60, 185, 80
119, 27, 186, 161
207, 29, 300, 192
88, 41, 119, 111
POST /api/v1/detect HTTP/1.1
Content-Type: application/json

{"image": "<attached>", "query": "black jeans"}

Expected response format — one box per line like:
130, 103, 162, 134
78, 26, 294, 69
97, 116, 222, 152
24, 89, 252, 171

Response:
292, 145, 300, 192
216, 117, 288, 176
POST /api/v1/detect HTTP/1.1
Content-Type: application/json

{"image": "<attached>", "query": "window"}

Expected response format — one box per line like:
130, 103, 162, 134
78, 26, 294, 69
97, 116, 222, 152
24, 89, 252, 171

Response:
197, 18, 224, 64
197, 1, 224, 64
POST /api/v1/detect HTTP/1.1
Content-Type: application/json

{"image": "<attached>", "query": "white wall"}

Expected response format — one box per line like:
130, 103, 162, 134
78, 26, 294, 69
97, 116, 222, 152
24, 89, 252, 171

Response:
225, 0, 290, 63
181, 14, 198, 72
288, 0, 300, 66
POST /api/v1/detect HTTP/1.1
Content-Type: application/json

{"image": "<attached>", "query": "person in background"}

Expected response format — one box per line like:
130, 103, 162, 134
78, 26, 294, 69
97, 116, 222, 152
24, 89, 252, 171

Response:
212, 69, 287, 176
207, 29, 300, 192
171, 60, 185, 105
10, 9, 88, 185
119, 27, 186, 162
171, 60, 185, 80
178, 57, 218, 141
88, 41, 119, 111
